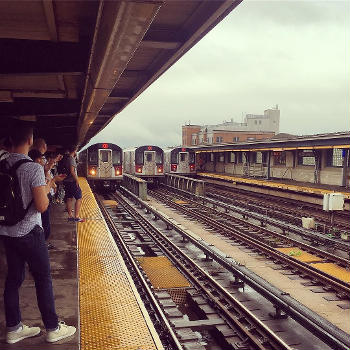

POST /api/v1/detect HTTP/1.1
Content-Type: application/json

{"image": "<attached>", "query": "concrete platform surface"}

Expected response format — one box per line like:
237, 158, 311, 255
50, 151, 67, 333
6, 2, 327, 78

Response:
0, 204, 79, 349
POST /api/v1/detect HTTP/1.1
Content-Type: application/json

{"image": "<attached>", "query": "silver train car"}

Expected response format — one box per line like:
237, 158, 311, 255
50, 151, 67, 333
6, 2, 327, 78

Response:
164, 147, 196, 175
123, 145, 164, 182
78, 143, 123, 190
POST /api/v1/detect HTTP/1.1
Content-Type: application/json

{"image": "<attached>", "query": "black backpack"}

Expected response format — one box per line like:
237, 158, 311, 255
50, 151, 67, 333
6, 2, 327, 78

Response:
0, 159, 34, 226
57, 154, 71, 177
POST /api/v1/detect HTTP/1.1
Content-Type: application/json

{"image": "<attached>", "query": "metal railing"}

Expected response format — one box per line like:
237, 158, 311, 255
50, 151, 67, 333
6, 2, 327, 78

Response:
164, 174, 205, 196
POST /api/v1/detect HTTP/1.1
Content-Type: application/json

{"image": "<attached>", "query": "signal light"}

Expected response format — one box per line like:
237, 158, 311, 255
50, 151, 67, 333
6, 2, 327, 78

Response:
171, 164, 177, 172
190, 164, 195, 172
136, 165, 143, 173
114, 166, 122, 176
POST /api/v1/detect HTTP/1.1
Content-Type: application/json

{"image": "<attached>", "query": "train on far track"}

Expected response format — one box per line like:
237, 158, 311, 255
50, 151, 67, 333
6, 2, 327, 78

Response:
164, 147, 196, 175
123, 145, 164, 183
78, 143, 123, 190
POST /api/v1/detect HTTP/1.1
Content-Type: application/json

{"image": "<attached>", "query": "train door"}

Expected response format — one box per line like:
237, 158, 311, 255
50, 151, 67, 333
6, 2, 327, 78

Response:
144, 151, 155, 175
99, 149, 112, 177
178, 152, 189, 173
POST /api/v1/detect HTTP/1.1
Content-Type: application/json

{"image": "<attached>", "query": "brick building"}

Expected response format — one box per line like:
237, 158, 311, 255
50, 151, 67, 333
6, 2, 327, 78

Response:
182, 106, 280, 146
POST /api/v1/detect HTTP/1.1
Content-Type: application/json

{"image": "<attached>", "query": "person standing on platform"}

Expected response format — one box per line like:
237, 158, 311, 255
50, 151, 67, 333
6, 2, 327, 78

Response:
0, 123, 76, 344
59, 145, 84, 222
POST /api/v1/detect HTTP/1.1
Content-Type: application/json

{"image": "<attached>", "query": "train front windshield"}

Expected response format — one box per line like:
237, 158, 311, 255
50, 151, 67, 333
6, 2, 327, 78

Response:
113, 151, 121, 165
89, 151, 98, 165
189, 152, 195, 164
155, 151, 163, 164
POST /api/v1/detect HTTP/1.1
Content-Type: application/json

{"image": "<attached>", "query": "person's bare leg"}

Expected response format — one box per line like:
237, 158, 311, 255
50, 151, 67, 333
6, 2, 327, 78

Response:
75, 198, 82, 219
66, 198, 74, 218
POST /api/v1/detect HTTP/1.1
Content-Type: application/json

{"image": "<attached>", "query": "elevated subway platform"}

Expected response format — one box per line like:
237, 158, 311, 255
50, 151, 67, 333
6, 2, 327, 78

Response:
197, 172, 350, 207
0, 178, 163, 350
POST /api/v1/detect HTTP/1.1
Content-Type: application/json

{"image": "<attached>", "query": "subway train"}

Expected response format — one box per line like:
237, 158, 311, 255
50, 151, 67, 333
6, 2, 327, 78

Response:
78, 143, 123, 190
123, 145, 164, 182
164, 147, 196, 175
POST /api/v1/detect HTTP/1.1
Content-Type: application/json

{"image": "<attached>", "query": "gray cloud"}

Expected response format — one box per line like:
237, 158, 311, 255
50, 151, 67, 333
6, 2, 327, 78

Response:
88, 0, 349, 149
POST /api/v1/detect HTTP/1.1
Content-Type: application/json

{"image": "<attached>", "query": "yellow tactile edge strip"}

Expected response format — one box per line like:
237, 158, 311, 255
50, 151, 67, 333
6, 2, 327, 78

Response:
77, 178, 164, 350
198, 172, 350, 199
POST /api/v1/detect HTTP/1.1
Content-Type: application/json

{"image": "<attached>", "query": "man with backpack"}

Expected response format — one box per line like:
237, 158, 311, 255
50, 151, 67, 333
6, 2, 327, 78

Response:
0, 123, 76, 344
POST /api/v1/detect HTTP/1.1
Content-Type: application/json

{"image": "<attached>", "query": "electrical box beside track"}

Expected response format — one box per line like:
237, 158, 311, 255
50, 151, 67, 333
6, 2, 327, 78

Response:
323, 193, 344, 211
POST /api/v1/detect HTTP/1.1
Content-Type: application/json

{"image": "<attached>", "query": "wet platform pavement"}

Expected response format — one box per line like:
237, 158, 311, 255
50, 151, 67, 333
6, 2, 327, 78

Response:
0, 204, 79, 349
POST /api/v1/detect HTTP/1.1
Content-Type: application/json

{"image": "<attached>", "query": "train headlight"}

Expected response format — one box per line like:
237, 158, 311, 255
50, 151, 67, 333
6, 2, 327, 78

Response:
190, 164, 195, 172
114, 166, 122, 176
171, 164, 177, 172
89, 167, 96, 176
136, 165, 143, 173
157, 165, 163, 173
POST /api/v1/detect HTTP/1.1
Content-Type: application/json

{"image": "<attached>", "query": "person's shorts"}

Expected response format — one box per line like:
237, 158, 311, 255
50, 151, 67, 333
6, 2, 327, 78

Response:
63, 182, 82, 200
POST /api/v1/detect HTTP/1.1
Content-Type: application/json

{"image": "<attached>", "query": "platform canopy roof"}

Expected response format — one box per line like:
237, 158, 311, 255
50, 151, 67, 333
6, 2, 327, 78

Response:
0, 0, 242, 148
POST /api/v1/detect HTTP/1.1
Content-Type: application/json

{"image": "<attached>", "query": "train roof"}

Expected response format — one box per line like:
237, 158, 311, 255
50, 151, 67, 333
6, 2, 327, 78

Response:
83, 143, 122, 151
123, 145, 164, 152
164, 147, 195, 153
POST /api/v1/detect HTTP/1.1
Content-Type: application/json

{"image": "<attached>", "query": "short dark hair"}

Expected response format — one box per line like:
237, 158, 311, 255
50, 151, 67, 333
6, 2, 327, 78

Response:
28, 149, 43, 161
0, 136, 12, 149
9, 122, 33, 147
32, 138, 47, 150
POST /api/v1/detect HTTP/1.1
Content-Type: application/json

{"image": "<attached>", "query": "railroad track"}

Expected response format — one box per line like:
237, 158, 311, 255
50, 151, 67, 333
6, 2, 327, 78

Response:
149, 187, 350, 299
206, 183, 350, 234
97, 191, 292, 350
96, 188, 350, 350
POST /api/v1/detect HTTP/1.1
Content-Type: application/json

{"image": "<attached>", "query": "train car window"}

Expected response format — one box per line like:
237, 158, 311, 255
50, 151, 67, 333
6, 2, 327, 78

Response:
180, 153, 186, 162
89, 151, 98, 164
146, 153, 153, 162
171, 152, 178, 164
112, 152, 121, 165
135, 151, 144, 164
274, 151, 286, 165
297, 150, 315, 166
326, 148, 343, 167
100, 150, 109, 162
155, 151, 163, 164
189, 152, 195, 163
256, 152, 262, 164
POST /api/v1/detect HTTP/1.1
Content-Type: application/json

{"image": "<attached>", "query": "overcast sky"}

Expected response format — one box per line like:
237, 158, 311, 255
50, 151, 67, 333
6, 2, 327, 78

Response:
88, 0, 349, 149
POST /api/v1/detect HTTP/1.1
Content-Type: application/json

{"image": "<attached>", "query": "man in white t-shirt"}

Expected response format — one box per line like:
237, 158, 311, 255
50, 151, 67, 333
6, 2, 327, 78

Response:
0, 124, 76, 344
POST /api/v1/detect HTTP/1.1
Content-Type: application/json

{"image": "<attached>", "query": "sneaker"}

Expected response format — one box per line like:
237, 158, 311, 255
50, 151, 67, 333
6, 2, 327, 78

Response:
47, 243, 55, 250
74, 217, 85, 222
6, 324, 41, 344
46, 321, 76, 343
